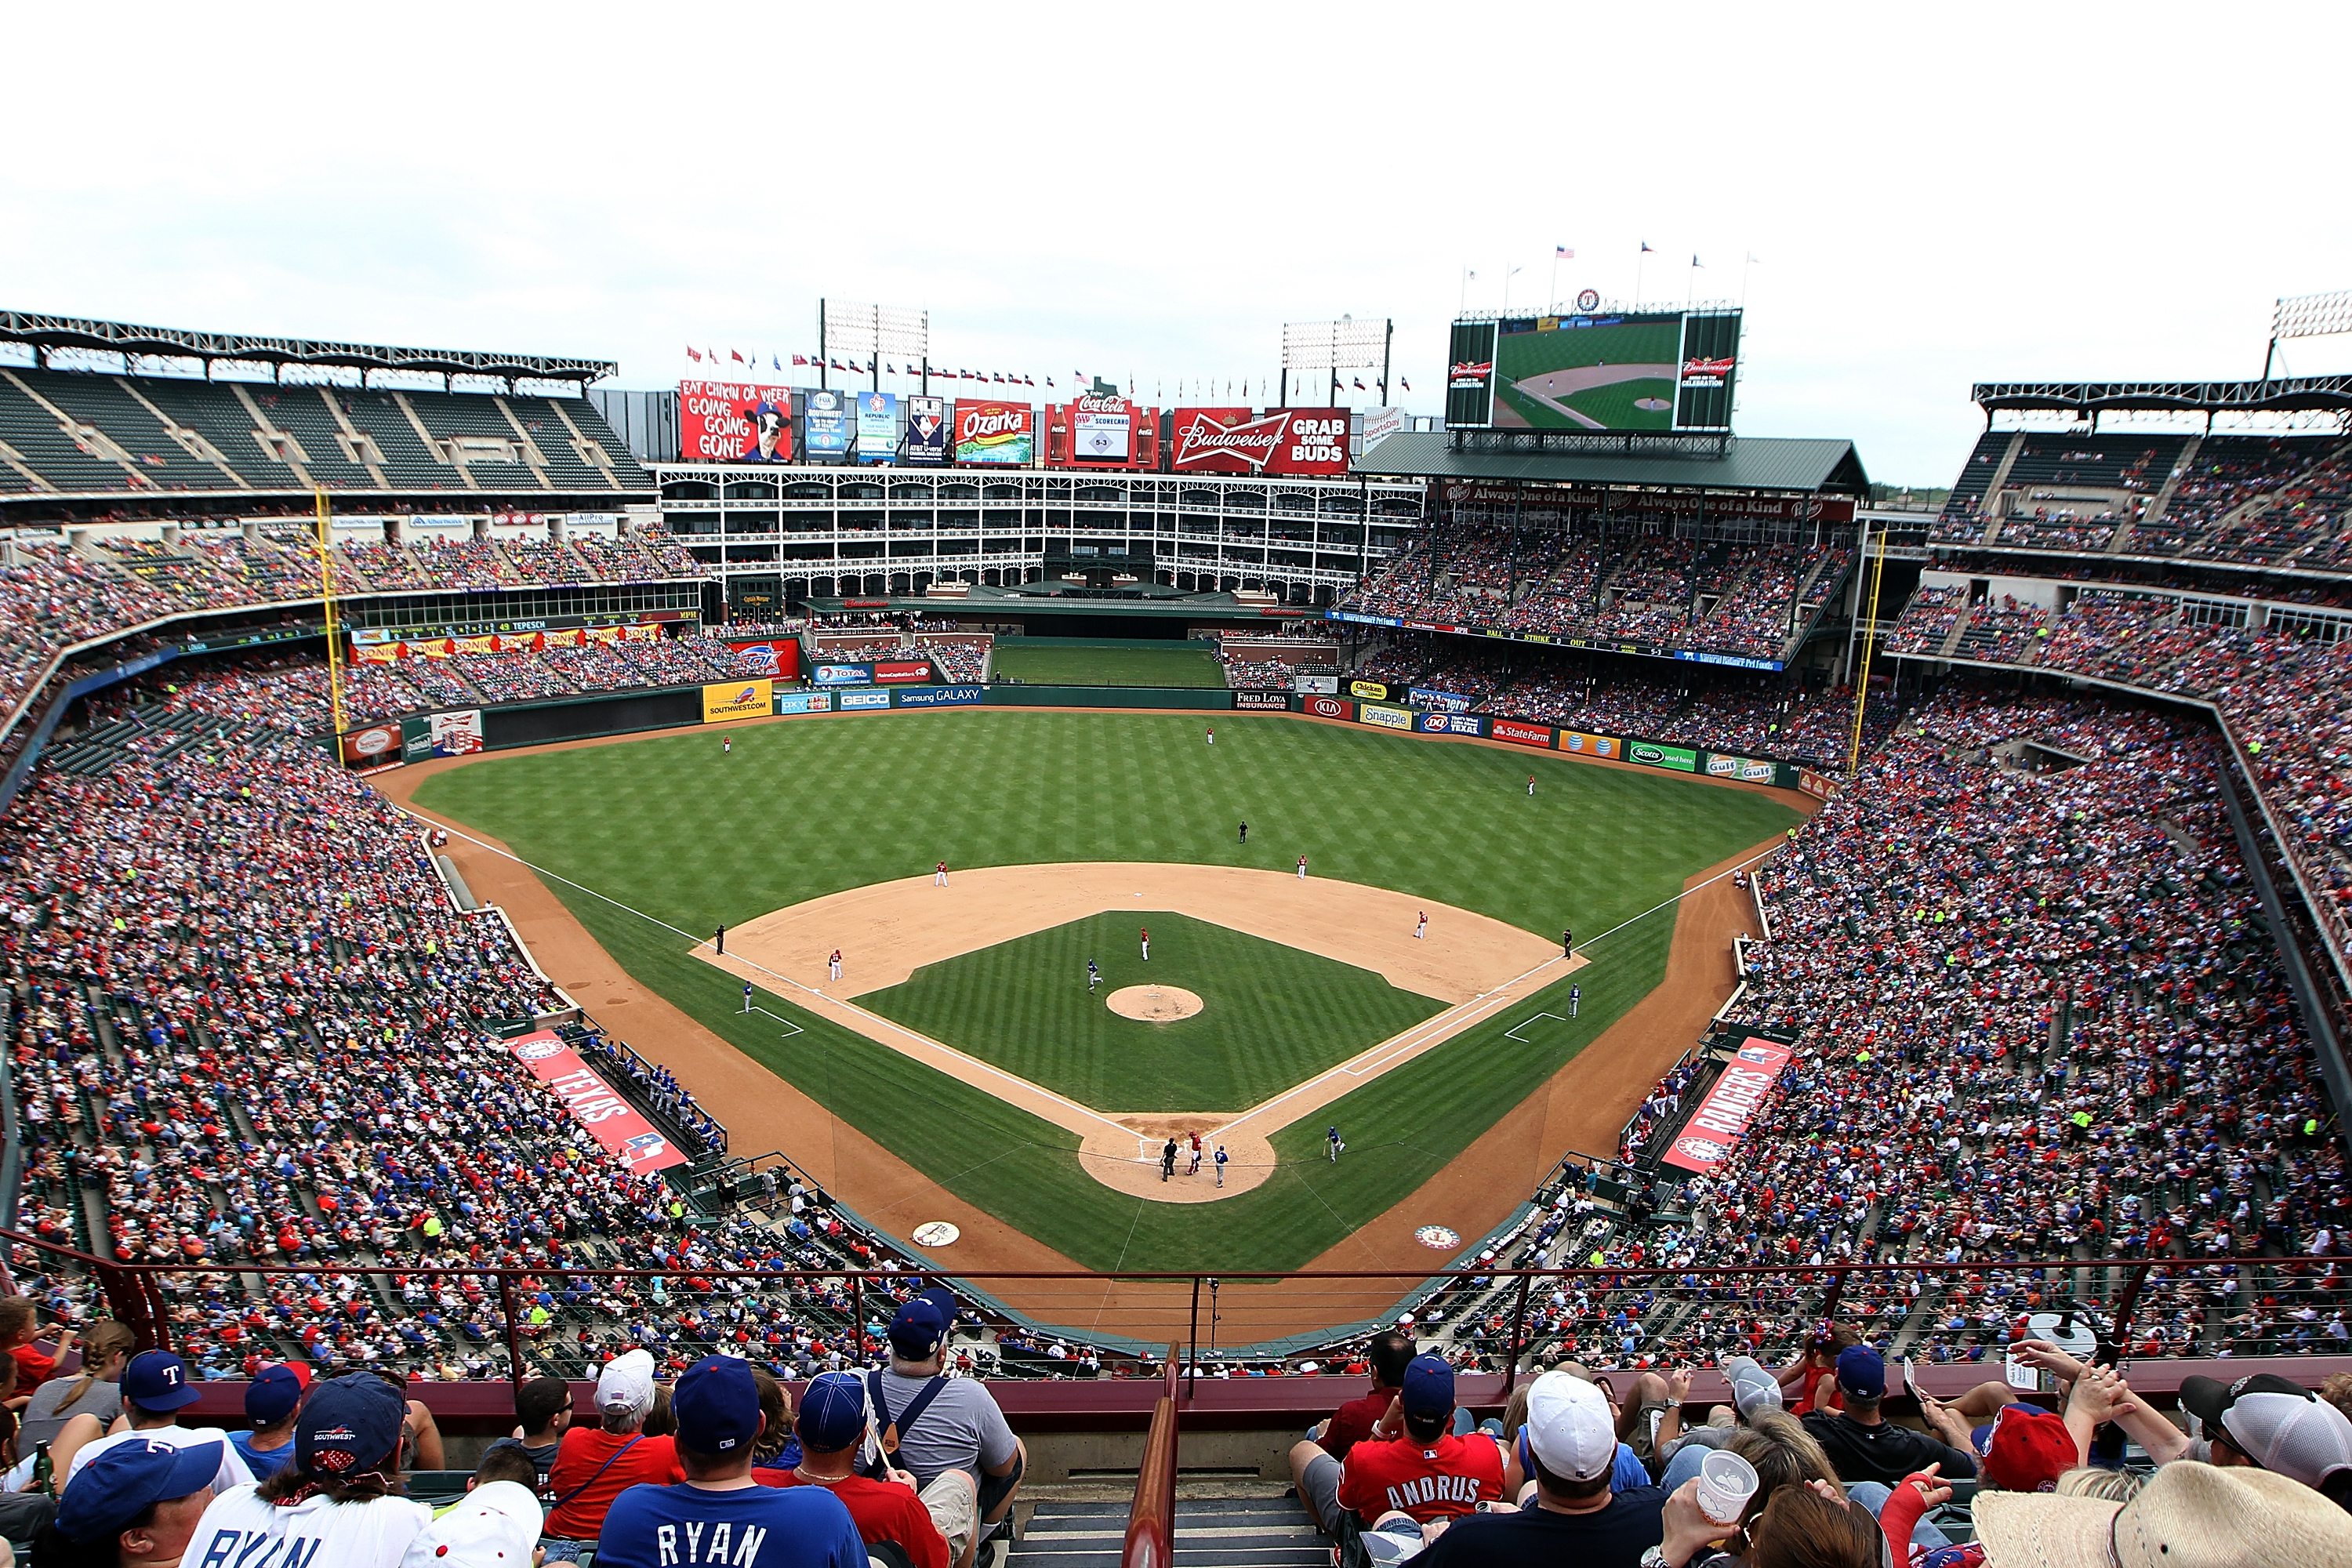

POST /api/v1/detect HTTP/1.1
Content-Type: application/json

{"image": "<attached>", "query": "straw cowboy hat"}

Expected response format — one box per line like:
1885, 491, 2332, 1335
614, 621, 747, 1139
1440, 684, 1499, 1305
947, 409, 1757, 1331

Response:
1974, 1461, 2352, 1567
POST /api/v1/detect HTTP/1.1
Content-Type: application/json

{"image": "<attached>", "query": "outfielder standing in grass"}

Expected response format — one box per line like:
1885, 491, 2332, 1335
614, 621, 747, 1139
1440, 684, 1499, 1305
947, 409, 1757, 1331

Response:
1327, 1126, 1344, 1162
1087, 960, 1100, 992
1140, 927, 1149, 961
1298, 854, 1308, 880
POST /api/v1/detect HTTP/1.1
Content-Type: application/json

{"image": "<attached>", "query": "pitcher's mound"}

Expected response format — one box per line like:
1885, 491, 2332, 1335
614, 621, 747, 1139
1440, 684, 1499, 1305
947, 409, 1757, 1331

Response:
1106, 985, 1203, 1022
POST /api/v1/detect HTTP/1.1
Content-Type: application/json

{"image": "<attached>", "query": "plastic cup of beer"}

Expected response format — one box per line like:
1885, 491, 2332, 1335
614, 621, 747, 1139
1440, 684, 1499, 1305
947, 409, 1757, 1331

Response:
1696, 1449, 1760, 1528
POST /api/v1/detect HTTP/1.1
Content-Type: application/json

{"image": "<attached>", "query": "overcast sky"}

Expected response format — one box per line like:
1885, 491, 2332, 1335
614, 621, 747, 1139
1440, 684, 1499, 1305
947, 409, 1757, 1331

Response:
5, 3, 2347, 484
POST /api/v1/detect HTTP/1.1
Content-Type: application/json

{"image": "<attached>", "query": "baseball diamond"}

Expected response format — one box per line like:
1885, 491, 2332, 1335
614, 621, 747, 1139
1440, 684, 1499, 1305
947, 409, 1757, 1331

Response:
402, 707, 1800, 1275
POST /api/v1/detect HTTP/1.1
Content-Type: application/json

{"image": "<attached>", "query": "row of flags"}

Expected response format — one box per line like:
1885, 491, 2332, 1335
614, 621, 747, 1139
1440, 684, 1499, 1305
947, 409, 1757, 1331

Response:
682, 347, 1410, 398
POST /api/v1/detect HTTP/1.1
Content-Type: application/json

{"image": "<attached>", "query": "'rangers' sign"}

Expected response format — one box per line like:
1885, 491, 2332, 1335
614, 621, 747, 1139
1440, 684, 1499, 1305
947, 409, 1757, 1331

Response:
1168, 408, 1349, 476
1662, 1036, 1793, 1174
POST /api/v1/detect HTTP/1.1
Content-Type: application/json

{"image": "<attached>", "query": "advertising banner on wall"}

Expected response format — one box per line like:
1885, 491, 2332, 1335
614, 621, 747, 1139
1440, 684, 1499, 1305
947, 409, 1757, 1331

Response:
1359, 405, 1409, 452
1235, 690, 1290, 710
954, 400, 1034, 464
838, 688, 892, 710
1417, 712, 1484, 735
903, 396, 949, 464
895, 685, 985, 708
1436, 481, 1854, 525
1408, 687, 1475, 712
814, 662, 874, 687
804, 389, 855, 460
507, 1030, 689, 1174
774, 691, 833, 714
1798, 768, 1841, 800
1705, 753, 1780, 784
1357, 703, 1413, 731
1661, 1036, 1793, 1175
679, 380, 794, 463
1069, 394, 1133, 462
1490, 719, 1555, 748
1167, 408, 1351, 476
428, 710, 485, 757
871, 660, 935, 684
702, 679, 774, 722
855, 391, 898, 464
1301, 694, 1356, 721
1559, 730, 1618, 760
1627, 740, 1699, 772
724, 640, 801, 681
1294, 674, 1340, 695
340, 722, 402, 765
1348, 679, 1392, 701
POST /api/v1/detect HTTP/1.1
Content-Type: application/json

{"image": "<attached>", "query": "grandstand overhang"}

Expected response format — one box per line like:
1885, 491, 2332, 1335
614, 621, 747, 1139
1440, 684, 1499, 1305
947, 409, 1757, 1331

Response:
1361, 431, 1868, 497
1971, 376, 2352, 417
0, 310, 618, 386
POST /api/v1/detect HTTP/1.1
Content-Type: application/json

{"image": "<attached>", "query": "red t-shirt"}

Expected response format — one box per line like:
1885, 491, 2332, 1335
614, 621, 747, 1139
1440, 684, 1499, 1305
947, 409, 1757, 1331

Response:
1318, 1389, 1394, 1461
544, 1429, 685, 1538
1335, 1432, 1504, 1525
9, 1345, 55, 1394
758, 1468, 949, 1568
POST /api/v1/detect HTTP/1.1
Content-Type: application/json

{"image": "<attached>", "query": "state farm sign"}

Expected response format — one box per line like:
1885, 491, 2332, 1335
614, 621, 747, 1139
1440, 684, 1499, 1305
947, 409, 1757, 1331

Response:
1169, 408, 1350, 476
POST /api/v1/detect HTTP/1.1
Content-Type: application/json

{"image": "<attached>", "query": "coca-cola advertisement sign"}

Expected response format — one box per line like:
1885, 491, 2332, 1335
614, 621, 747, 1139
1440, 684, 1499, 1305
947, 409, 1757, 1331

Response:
954, 399, 1034, 465
678, 379, 793, 463
1069, 394, 1132, 462
1168, 408, 1350, 476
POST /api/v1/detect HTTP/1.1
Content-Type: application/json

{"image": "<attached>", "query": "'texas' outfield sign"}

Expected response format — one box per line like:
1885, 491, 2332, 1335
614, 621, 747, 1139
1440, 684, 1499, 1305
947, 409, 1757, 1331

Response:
1168, 408, 1349, 475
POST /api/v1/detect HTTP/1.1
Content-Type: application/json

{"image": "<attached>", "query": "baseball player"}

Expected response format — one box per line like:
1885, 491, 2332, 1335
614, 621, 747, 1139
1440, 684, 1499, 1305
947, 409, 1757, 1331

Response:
1214, 1145, 1229, 1187
1563, 926, 1573, 959
935, 860, 949, 887
1140, 927, 1150, 962
1206, 725, 1214, 746
1570, 983, 1581, 1017
829, 949, 843, 981
1297, 855, 1308, 880
1527, 774, 1534, 796
742, 981, 753, 1014
724, 736, 732, 755
1239, 822, 1247, 844
1327, 1126, 1344, 1162
1087, 959, 1101, 992
1188, 1131, 1203, 1176
1415, 911, 1428, 940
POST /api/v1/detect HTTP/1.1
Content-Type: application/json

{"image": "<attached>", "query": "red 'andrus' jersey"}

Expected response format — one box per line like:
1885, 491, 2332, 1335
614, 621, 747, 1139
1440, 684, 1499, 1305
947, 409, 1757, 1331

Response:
1335, 1432, 1505, 1524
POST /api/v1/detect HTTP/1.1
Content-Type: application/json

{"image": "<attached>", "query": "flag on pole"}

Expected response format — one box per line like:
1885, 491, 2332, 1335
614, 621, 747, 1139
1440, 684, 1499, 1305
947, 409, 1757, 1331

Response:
1352, 376, 1367, 390
686, 346, 701, 361
1639, 242, 1653, 254
1691, 255, 1703, 267
1400, 376, 1411, 392
1555, 246, 1574, 260
793, 354, 807, 366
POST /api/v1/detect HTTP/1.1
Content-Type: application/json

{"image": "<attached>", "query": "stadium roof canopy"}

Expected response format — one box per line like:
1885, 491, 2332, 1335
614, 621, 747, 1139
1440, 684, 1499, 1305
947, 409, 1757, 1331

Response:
1359, 431, 1867, 495
1972, 376, 2352, 416
0, 310, 618, 385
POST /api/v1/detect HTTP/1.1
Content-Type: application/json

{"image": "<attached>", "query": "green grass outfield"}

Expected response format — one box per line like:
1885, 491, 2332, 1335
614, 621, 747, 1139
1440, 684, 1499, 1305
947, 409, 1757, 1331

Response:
860, 912, 1445, 1112
989, 640, 1225, 687
412, 710, 1798, 1272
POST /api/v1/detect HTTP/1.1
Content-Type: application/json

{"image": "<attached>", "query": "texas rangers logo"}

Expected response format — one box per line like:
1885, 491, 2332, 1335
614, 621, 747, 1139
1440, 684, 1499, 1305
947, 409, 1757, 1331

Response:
1673, 1135, 1732, 1165
511, 1037, 565, 1061
1414, 1225, 1461, 1250
1737, 1043, 1780, 1065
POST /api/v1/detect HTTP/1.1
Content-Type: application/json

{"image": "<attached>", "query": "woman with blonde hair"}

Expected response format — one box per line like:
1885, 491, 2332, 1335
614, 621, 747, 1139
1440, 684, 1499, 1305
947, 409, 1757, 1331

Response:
20, 1323, 136, 1454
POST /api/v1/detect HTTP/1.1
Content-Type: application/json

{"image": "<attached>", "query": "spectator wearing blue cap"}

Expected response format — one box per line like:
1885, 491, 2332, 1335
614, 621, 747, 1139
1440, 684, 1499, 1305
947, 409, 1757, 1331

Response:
762, 1370, 950, 1568
34, 1434, 224, 1568
187, 1373, 431, 1567
871, 1288, 1023, 1568
227, 1365, 306, 1479
592, 1356, 864, 1568
55, 1351, 252, 1500
1799, 1346, 1977, 1490
1310, 1355, 1503, 1535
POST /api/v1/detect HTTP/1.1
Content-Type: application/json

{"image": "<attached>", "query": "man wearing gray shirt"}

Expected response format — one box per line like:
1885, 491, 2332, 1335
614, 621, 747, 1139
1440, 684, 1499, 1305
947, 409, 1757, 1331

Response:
870, 1289, 1024, 1568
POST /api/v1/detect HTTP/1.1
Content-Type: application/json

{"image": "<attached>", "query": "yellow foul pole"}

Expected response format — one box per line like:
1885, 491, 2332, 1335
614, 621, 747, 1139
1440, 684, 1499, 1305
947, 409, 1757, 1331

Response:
1846, 522, 1886, 776
314, 488, 347, 742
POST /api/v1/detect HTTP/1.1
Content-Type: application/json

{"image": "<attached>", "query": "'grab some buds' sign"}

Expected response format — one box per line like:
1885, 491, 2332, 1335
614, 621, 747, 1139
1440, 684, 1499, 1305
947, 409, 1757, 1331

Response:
1168, 408, 1351, 475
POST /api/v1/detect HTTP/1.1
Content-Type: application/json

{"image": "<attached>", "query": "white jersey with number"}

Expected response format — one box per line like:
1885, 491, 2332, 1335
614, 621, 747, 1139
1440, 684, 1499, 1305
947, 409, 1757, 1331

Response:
188, 1484, 432, 1568
69, 1425, 254, 1494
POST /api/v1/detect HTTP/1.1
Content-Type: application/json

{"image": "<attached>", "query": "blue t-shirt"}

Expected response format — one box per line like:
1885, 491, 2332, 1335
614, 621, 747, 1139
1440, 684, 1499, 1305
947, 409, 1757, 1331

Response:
227, 1430, 296, 1478
593, 1480, 864, 1568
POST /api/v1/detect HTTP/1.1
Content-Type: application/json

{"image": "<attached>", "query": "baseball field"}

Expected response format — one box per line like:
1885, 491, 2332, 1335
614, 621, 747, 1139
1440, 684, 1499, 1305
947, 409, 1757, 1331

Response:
404, 709, 1800, 1277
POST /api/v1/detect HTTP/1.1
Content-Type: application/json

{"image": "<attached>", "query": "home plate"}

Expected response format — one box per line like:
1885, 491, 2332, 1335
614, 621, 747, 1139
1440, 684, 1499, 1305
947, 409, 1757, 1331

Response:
911, 1222, 960, 1247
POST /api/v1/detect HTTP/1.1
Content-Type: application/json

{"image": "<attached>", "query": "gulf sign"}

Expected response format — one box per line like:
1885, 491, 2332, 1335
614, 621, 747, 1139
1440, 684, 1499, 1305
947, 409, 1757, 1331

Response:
1662, 1036, 1793, 1174
955, 399, 1034, 465
1168, 408, 1349, 475
679, 379, 793, 463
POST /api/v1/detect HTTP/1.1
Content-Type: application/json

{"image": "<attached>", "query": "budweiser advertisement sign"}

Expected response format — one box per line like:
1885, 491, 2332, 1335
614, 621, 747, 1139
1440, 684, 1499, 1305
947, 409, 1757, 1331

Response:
1680, 355, 1736, 388
1448, 359, 1494, 388
1168, 408, 1349, 476
953, 399, 1034, 465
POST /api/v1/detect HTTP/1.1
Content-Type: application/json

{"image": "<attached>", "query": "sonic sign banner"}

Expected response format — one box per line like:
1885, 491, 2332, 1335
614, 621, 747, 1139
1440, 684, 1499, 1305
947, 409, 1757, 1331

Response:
1169, 408, 1350, 476
1662, 1036, 1794, 1174
507, 1030, 688, 1174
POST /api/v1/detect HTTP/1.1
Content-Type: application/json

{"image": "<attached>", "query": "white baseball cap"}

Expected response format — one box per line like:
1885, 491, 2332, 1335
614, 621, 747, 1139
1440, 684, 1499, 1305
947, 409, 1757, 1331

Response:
596, 1348, 657, 1420
1523, 1370, 1617, 1483
403, 1479, 542, 1566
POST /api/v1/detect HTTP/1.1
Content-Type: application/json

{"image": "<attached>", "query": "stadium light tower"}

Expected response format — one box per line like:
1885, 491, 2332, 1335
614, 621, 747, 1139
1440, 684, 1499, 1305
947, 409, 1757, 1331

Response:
2265, 289, 2352, 381
1281, 317, 1392, 408
821, 300, 930, 393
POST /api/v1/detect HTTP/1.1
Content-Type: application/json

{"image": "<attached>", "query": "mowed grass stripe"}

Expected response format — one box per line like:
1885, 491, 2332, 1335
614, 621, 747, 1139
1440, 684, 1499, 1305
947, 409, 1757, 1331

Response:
989, 641, 1227, 688
414, 711, 1797, 1272
859, 913, 1444, 1112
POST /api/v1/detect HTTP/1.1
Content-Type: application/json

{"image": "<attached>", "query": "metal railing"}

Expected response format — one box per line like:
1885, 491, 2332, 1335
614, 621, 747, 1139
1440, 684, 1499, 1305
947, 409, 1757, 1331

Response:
1120, 1345, 1182, 1568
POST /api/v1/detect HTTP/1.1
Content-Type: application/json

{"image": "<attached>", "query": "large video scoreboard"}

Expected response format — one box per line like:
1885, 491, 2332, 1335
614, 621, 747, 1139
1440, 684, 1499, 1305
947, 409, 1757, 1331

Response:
1447, 303, 1741, 434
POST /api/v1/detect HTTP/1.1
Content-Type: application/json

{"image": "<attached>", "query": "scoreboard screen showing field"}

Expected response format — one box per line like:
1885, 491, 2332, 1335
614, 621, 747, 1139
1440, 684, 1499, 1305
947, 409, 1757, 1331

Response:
1446, 307, 1742, 433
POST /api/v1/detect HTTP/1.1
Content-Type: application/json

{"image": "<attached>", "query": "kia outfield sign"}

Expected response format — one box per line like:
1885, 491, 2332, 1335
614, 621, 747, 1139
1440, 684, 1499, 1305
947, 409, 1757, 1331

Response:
1169, 408, 1350, 475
